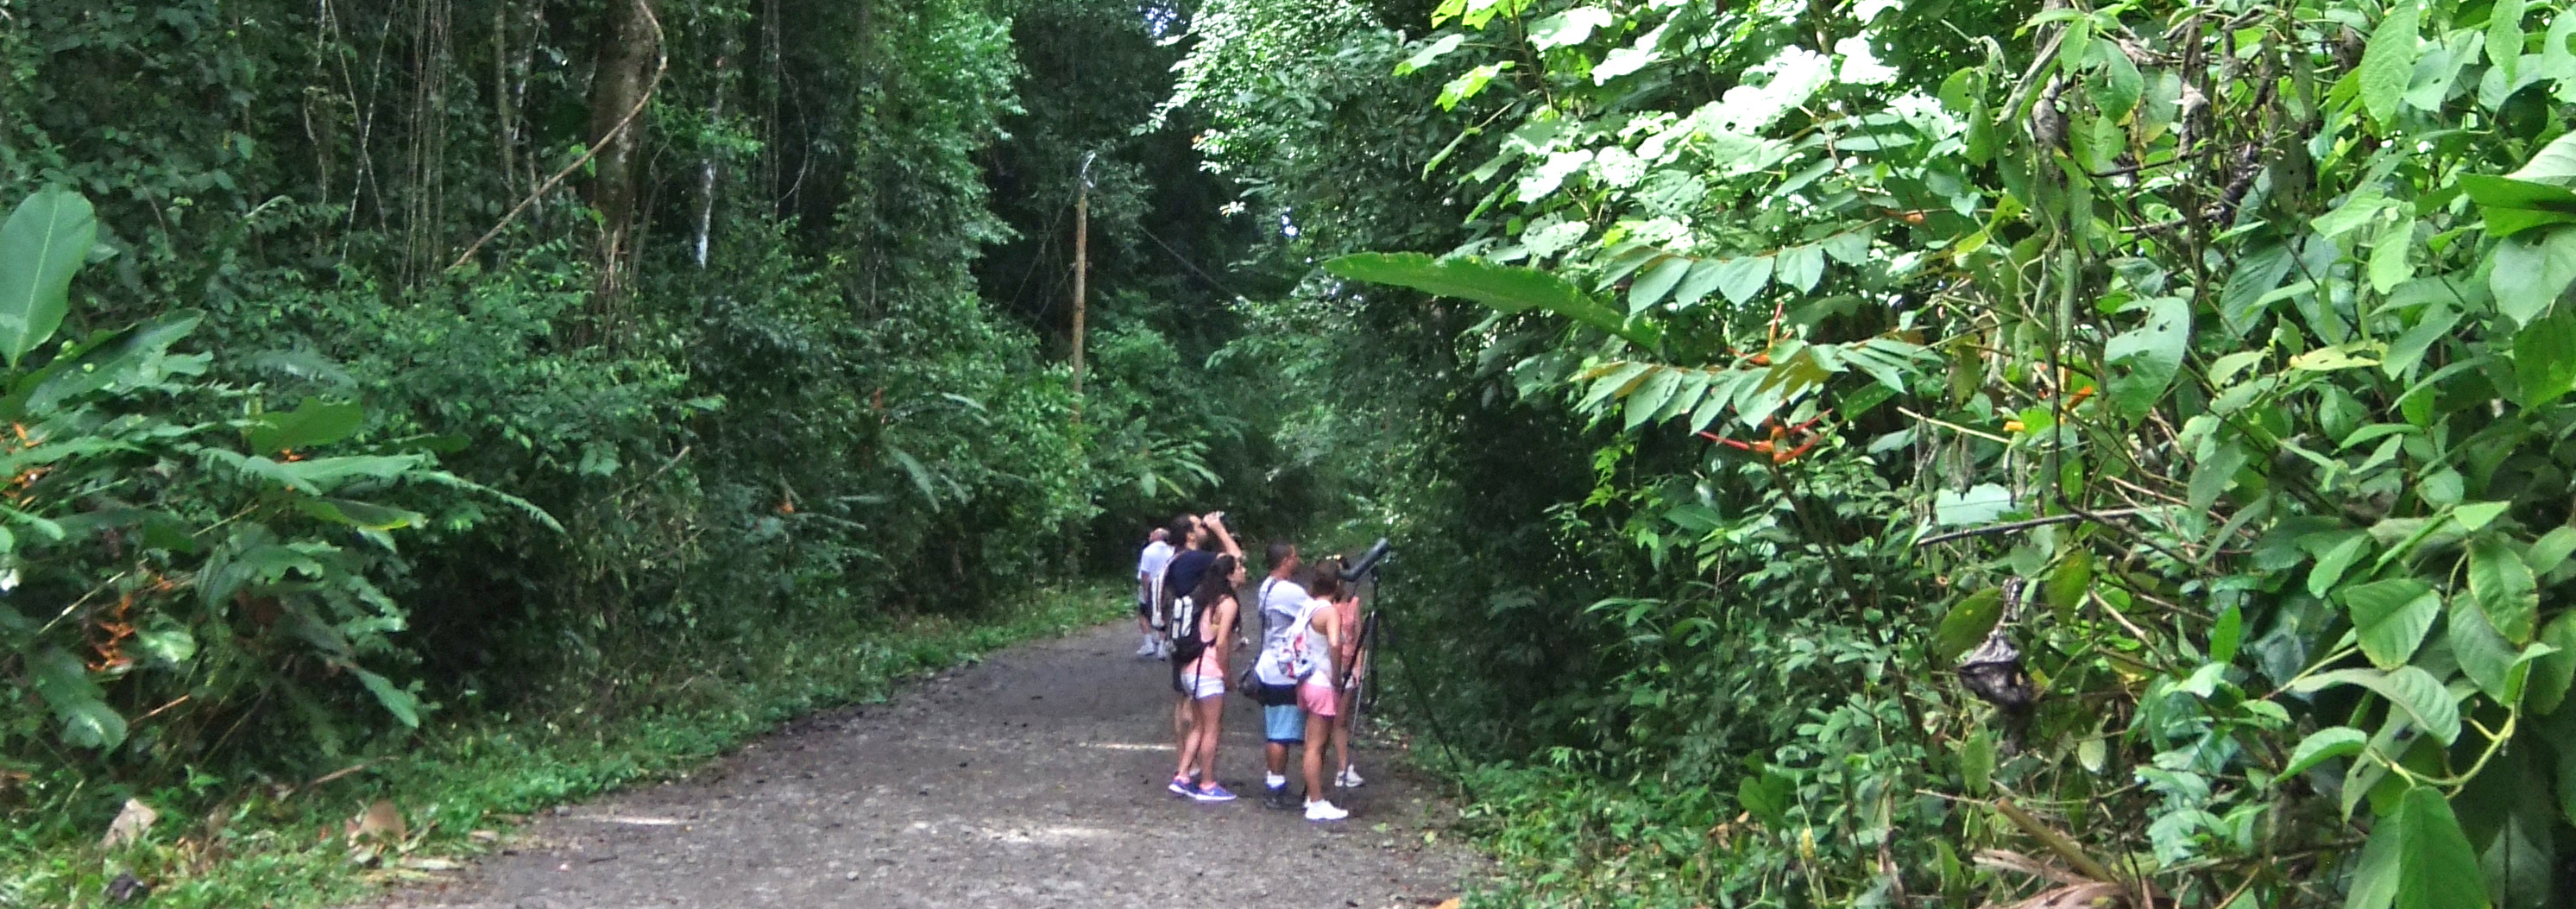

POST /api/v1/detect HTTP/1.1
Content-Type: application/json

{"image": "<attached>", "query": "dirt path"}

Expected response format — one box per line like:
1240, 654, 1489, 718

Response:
370, 622, 1484, 909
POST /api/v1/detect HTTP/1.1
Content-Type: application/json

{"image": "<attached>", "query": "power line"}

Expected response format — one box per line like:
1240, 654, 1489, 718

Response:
1132, 223, 1254, 303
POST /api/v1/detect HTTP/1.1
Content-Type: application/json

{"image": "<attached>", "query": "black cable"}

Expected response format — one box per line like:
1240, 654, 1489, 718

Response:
1133, 222, 1255, 302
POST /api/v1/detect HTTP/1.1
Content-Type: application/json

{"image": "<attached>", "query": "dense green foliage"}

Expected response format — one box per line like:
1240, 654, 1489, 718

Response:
0, 0, 1258, 891
19, 0, 2576, 906
1175, 0, 2576, 905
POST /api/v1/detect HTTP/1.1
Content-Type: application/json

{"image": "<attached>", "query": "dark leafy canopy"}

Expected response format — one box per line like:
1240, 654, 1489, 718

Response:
1177, 0, 2576, 903
16, 0, 2576, 905
0, 0, 1272, 862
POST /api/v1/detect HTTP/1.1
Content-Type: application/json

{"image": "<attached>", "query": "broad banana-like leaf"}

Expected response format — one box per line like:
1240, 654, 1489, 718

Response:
0, 188, 98, 368
1325, 252, 1660, 347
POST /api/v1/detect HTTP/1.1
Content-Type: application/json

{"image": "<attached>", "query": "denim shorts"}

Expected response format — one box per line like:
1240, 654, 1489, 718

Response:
1263, 704, 1306, 743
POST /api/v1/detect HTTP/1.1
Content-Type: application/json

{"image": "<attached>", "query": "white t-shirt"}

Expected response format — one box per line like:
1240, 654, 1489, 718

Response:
1136, 541, 1175, 602
1253, 577, 1309, 685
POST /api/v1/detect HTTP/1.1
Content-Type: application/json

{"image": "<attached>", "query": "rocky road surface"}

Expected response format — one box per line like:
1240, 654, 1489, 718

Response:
366, 622, 1483, 909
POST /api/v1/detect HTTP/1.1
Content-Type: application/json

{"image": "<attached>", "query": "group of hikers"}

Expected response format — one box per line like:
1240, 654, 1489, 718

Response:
1131, 510, 1368, 822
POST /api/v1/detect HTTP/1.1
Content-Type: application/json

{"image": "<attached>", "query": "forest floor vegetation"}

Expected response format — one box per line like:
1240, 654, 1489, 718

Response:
2, 584, 1130, 909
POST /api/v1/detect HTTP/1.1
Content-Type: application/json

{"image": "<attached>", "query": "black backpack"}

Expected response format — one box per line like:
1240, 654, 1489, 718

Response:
1168, 595, 1206, 663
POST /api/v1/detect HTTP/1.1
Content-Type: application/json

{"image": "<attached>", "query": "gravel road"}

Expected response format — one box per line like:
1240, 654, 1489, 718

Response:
366, 621, 1484, 909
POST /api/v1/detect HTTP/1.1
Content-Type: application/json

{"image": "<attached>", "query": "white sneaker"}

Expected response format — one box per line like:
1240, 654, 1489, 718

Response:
1336, 767, 1364, 788
1304, 799, 1349, 821
1137, 637, 1159, 657
1155, 640, 1172, 660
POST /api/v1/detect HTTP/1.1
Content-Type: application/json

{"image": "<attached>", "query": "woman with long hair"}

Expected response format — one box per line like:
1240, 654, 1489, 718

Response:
1292, 568, 1349, 821
1167, 553, 1243, 802
1328, 569, 1367, 789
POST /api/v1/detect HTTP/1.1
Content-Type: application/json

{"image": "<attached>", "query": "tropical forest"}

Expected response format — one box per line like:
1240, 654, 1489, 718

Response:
2, 0, 2573, 906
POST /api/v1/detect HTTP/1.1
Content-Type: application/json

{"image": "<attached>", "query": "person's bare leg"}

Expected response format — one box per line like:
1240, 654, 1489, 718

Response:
1172, 694, 1198, 778
1266, 742, 1289, 778
1192, 697, 1225, 784
1301, 710, 1330, 802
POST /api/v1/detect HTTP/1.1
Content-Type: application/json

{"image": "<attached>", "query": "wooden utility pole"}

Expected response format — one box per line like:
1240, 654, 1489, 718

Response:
1072, 152, 1094, 405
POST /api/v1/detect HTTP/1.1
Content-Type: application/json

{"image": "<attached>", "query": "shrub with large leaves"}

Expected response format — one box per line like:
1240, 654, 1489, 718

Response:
0, 186, 549, 766
1297, 0, 2576, 903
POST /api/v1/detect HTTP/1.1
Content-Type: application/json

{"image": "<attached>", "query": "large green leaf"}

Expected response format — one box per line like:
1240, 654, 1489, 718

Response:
0, 187, 98, 368
248, 397, 365, 454
1931, 587, 2002, 663
1628, 256, 1690, 313
1325, 253, 1658, 346
351, 667, 421, 728
11, 311, 205, 418
2447, 595, 2552, 705
2357, 0, 2422, 129
1710, 255, 1773, 305
2220, 242, 2296, 337
2460, 175, 2576, 238
2488, 228, 2576, 325
2508, 130, 2576, 183
2527, 612, 2576, 715
2346, 785, 2491, 909
2101, 296, 2189, 420
27, 645, 126, 749
2343, 578, 2440, 669
2276, 726, 2368, 782
2466, 538, 2539, 642
2289, 666, 2461, 745
1526, 6, 1615, 49
2514, 303, 2576, 408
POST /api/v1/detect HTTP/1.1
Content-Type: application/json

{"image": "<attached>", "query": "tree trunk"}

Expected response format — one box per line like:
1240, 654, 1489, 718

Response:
585, 0, 659, 316
693, 54, 730, 268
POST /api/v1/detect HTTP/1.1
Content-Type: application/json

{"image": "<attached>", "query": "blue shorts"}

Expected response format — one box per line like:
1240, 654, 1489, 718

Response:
1263, 704, 1307, 743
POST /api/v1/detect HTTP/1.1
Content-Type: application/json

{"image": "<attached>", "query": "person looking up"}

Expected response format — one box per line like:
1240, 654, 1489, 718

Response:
1160, 512, 1240, 628
1290, 568, 1350, 821
1329, 571, 1368, 789
1251, 541, 1307, 809
1166, 554, 1244, 802
1134, 527, 1175, 658
1160, 512, 1239, 750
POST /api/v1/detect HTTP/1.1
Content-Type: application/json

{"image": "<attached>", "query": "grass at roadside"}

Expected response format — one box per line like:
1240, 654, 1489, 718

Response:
0, 582, 1126, 909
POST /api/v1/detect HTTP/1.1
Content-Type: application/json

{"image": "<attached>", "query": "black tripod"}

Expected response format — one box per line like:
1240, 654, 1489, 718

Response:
1347, 557, 1477, 805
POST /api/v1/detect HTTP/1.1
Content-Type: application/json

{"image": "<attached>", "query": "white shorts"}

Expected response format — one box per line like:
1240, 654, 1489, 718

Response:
1176, 672, 1225, 700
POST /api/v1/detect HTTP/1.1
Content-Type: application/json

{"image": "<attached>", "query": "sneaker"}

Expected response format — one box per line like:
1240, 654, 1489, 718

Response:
1155, 640, 1172, 660
1189, 783, 1238, 803
1137, 637, 1159, 657
1304, 799, 1349, 821
1263, 784, 1294, 810
1168, 775, 1194, 797
1336, 767, 1365, 788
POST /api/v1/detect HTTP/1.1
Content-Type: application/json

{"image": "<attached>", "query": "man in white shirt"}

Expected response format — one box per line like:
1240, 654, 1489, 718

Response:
1134, 527, 1175, 658
1250, 541, 1308, 807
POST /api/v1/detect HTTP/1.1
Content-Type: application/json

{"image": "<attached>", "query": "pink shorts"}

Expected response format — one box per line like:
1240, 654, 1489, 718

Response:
1297, 682, 1338, 717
